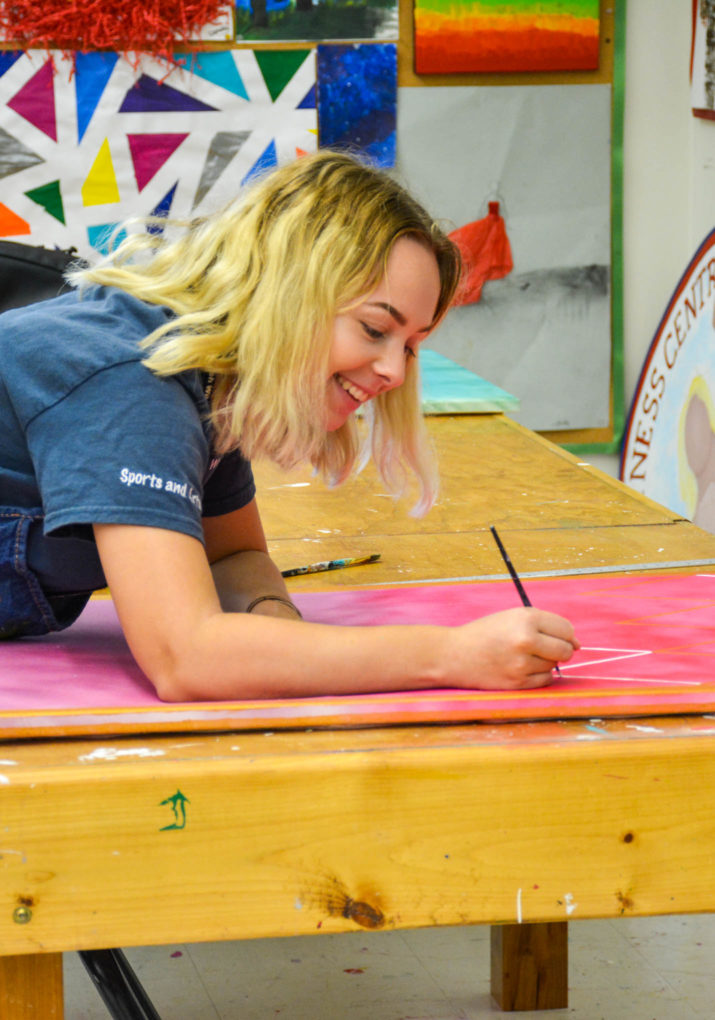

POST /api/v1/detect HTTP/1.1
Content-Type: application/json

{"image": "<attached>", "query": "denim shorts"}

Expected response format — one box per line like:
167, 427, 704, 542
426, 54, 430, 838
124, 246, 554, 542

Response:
0, 508, 90, 638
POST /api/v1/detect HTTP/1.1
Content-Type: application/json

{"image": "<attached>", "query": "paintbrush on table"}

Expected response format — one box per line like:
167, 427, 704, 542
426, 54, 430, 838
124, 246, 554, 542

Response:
282, 553, 380, 578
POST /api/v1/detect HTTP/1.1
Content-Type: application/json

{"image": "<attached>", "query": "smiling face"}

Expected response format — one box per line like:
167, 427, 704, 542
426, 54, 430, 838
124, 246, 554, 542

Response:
325, 237, 442, 431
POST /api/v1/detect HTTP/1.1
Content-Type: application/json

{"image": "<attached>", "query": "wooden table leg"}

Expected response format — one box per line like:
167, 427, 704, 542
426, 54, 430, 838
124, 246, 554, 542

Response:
0, 953, 64, 1018
490, 922, 568, 1011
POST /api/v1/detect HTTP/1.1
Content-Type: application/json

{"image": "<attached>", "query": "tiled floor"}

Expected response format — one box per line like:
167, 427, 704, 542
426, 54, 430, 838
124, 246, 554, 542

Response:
64, 914, 715, 1018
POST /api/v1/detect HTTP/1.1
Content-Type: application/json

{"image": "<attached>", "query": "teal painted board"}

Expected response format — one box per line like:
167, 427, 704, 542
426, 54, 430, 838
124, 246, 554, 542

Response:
420, 348, 519, 414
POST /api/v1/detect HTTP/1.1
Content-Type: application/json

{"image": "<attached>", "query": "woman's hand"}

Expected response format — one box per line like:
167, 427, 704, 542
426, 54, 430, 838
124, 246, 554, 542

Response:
442, 608, 579, 690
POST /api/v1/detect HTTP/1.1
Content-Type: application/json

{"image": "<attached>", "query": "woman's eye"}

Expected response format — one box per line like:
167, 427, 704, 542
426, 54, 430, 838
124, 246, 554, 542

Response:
405, 346, 417, 359
361, 321, 385, 341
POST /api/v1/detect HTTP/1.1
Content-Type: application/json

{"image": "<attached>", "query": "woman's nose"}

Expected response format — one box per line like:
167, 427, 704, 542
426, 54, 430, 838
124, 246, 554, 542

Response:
374, 341, 406, 389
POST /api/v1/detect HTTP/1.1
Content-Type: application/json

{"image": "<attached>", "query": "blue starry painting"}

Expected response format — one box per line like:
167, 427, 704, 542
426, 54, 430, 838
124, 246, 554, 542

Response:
317, 43, 396, 168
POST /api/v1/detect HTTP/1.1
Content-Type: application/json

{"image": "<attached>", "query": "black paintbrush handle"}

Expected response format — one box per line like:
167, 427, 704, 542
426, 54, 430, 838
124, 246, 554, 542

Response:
489, 525, 532, 607
489, 525, 564, 680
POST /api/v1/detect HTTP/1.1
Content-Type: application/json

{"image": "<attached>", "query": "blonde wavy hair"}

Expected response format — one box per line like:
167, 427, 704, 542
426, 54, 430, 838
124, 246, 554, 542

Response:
70, 150, 461, 515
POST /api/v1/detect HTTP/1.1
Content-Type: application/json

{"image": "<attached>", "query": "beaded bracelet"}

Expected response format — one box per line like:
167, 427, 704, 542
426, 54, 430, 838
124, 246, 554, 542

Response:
245, 594, 303, 619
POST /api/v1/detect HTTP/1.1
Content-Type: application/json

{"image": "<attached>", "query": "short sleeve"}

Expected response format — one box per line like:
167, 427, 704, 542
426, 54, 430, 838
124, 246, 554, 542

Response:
202, 447, 256, 518
26, 360, 212, 541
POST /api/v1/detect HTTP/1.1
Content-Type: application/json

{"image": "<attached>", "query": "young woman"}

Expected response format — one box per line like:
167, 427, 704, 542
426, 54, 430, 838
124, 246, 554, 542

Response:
0, 150, 578, 698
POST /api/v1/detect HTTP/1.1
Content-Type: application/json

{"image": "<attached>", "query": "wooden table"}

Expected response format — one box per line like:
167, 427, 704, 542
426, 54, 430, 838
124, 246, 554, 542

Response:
2, 414, 715, 1018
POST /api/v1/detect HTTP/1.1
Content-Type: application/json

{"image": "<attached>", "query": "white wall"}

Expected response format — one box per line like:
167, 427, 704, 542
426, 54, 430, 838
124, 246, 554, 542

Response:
588, 0, 715, 479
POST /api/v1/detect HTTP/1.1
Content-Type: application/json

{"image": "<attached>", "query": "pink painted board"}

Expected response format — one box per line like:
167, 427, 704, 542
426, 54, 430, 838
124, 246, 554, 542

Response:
1, 574, 714, 738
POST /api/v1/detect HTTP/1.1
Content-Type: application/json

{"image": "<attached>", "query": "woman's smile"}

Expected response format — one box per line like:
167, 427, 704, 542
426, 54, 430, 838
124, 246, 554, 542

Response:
335, 373, 372, 405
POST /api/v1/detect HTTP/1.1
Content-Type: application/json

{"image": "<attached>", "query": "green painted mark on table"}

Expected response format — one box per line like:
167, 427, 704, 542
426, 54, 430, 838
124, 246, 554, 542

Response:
159, 789, 190, 831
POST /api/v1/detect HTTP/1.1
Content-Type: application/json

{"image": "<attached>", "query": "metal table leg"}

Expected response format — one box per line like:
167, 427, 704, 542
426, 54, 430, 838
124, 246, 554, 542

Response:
78, 948, 161, 1020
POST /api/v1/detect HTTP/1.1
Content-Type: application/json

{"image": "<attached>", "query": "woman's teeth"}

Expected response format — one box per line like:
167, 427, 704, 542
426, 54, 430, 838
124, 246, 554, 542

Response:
337, 375, 370, 403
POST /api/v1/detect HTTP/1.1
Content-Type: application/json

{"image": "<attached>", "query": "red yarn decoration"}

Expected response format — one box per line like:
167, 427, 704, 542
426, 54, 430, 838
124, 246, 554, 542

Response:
0, 0, 230, 63
449, 202, 514, 306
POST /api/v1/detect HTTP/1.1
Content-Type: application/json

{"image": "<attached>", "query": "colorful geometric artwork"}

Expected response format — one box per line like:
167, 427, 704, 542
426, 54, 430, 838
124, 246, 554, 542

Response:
317, 44, 396, 167
2, 574, 715, 739
235, 0, 398, 43
414, 0, 600, 75
0, 49, 317, 257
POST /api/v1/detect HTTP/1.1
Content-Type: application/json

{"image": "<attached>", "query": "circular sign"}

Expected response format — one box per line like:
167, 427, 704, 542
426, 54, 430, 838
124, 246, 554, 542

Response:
620, 227, 715, 533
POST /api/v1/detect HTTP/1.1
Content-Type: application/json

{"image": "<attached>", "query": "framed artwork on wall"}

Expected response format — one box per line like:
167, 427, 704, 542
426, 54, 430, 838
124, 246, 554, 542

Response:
413, 0, 600, 76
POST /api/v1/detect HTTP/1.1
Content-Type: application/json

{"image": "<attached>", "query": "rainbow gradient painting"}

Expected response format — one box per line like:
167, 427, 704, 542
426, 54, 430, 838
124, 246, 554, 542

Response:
414, 0, 600, 75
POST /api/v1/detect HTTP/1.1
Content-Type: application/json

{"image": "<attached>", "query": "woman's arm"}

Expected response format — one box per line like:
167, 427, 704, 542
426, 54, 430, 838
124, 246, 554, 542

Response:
93, 519, 578, 702
202, 500, 300, 619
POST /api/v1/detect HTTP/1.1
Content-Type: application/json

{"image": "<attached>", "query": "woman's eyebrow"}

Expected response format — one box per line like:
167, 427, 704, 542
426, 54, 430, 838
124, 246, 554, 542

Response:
366, 300, 406, 325
366, 301, 433, 333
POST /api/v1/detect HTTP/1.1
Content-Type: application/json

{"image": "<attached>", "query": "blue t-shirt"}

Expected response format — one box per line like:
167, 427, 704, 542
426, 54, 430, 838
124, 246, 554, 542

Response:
0, 285, 255, 593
